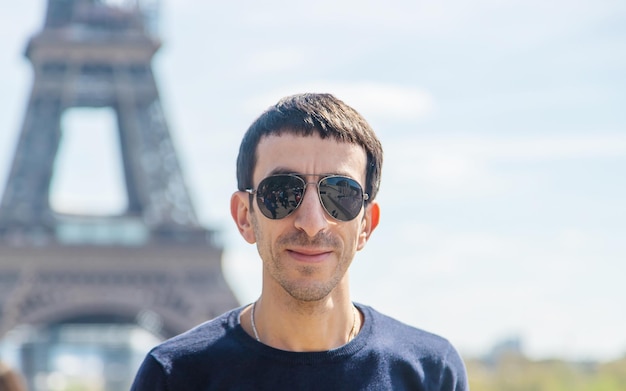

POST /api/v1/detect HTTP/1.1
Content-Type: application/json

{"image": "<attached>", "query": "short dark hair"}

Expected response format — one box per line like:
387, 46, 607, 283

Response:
236, 93, 383, 202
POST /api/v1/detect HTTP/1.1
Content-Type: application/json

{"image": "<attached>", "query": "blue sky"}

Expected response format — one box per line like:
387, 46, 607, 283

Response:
1, 0, 625, 361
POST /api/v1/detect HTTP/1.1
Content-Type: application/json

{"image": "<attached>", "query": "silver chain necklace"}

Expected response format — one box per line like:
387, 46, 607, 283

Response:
250, 301, 261, 341
250, 301, 358, 343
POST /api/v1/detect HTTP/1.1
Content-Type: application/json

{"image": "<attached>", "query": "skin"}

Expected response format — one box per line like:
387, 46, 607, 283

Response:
230, 133, 380, 352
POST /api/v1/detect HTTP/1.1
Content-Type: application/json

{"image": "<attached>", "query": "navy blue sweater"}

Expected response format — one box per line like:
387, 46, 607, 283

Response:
131, 304, 468, 390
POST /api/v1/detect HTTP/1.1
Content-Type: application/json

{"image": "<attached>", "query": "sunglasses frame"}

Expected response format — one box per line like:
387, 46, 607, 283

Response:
246, 173, 369, 222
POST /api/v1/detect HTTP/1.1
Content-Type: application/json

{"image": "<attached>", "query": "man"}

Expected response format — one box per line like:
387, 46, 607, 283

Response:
131, 93, 469, 390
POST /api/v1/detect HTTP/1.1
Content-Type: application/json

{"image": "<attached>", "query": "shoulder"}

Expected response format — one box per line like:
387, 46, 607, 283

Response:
131, 308, 247, 390
359, 304, 468, 389
148, 307, 244, 369
363, 304, 452, 349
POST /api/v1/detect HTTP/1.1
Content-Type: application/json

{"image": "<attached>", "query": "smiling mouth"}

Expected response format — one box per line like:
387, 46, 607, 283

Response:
287, 248, 333, 263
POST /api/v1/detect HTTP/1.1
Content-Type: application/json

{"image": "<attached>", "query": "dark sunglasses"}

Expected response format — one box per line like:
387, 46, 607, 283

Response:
246, 174, 369, 221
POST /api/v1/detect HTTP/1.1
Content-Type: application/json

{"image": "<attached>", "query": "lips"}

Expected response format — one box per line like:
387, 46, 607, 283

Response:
287, 248, 333, 263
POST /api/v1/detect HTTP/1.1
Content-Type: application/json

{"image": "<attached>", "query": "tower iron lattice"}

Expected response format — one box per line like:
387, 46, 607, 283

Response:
0, 0, 238, 346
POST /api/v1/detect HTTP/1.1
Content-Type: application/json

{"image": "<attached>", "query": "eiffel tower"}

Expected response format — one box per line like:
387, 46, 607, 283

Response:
0, 0, 238, 382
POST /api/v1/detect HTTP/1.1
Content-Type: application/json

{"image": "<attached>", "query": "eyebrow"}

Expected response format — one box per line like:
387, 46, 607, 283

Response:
267, 167, 297, 176
266, 168, 349, 178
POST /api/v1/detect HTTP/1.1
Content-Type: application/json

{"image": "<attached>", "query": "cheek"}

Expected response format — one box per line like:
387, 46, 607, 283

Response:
248, 212, 263, 243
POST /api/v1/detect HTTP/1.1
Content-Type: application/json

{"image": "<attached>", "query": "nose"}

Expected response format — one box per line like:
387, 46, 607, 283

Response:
293, 182, 330, 237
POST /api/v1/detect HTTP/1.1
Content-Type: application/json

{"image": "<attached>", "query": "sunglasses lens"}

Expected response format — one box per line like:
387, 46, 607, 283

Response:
255, 175, 304, 219
254, 175, 365, 221
319, 176, 365, 221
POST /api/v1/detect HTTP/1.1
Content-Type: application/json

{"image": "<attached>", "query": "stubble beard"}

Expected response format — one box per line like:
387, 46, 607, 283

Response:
251, 213, 349, 302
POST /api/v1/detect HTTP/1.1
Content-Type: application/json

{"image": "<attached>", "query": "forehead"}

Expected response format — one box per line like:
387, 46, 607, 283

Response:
254, 133, 367, 184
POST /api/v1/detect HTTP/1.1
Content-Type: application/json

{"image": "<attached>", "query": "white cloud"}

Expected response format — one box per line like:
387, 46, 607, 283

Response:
249, 81, 435, 121
404, 154, 491, 193
382, 133, 626, 197
389, 134, 626, 161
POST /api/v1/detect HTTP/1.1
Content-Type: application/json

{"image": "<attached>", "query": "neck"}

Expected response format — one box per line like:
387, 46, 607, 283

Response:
246, 294, 361, 352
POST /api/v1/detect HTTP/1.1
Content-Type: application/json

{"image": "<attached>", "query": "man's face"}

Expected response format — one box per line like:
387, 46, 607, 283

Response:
232, 133, 379, 302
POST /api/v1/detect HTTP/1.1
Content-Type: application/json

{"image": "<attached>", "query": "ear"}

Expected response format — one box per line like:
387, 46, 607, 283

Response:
230, 191, 257, 244
357, 201, 380, 251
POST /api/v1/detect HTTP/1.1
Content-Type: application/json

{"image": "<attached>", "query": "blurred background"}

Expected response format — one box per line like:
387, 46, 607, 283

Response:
0, 0, 625, 390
